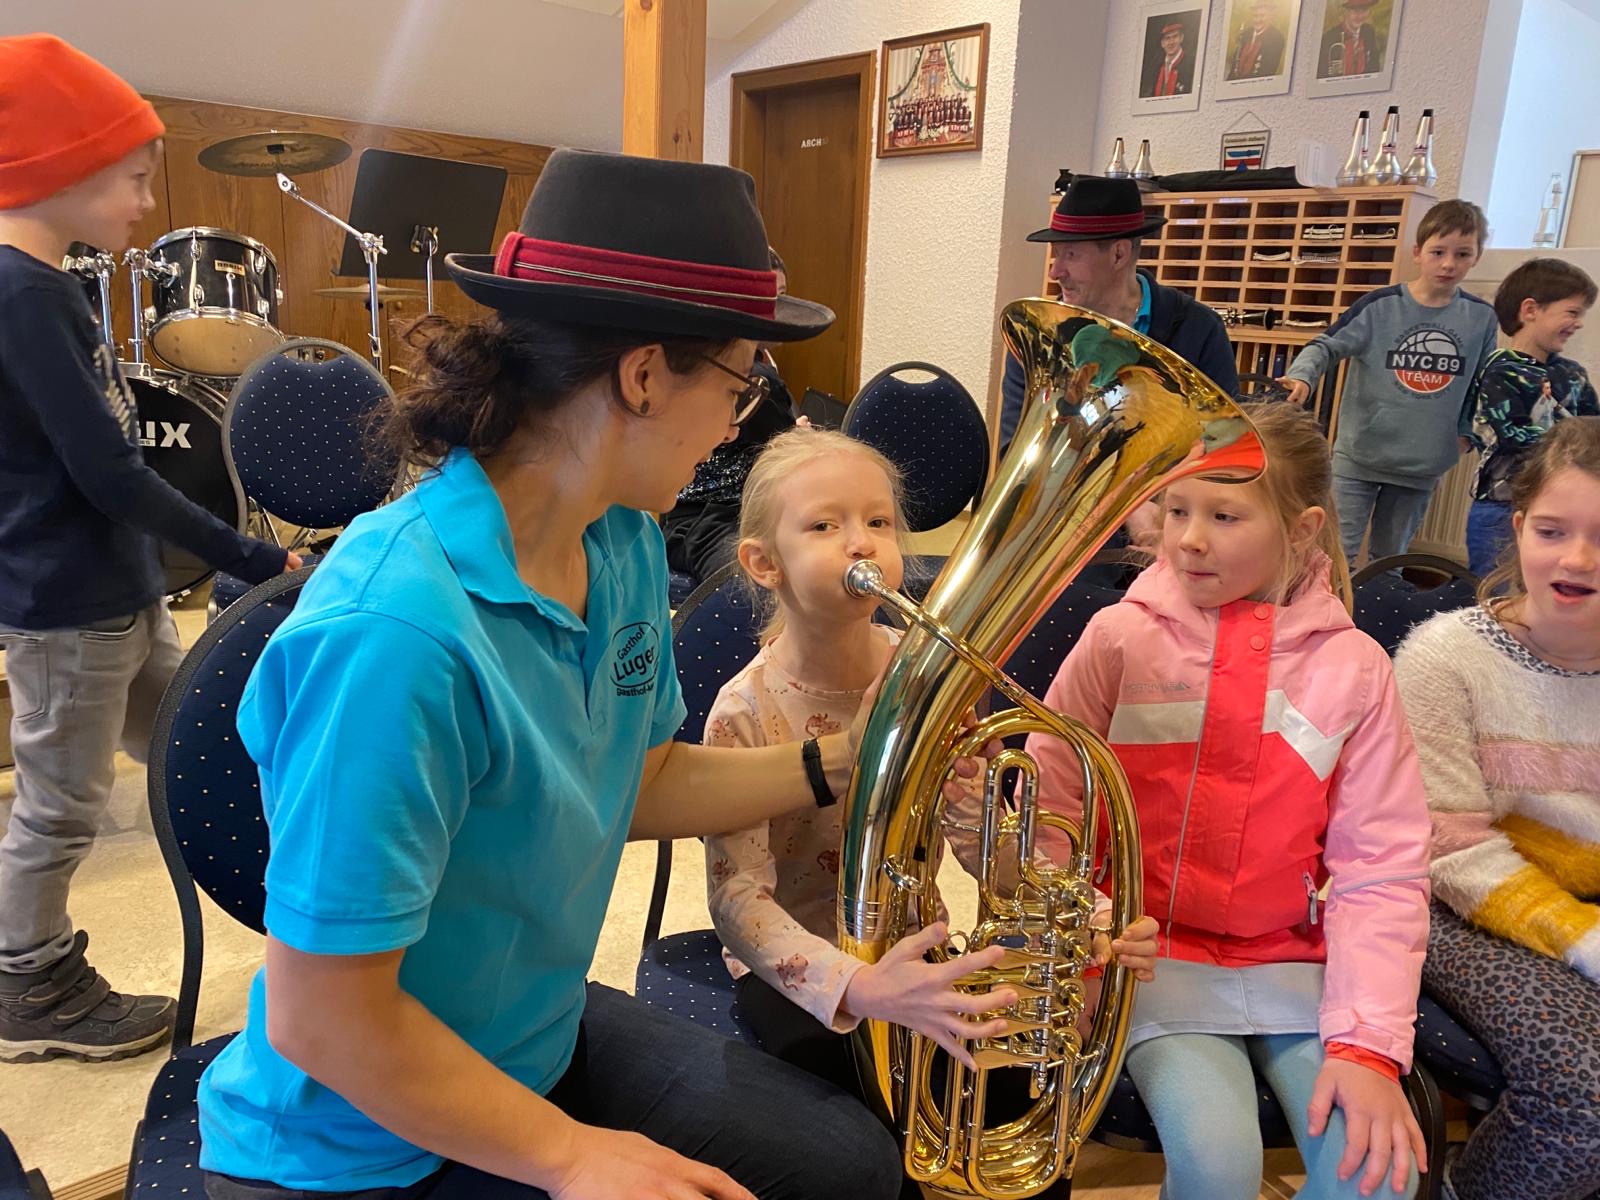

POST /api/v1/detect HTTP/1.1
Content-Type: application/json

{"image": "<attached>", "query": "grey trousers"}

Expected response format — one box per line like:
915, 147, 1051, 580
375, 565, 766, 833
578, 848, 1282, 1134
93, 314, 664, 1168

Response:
0, 604, 184, 972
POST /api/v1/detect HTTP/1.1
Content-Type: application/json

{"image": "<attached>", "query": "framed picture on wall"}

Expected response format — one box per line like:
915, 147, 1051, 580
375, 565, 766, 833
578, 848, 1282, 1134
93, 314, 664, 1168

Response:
1306, 0, 1404, 98
876, 23, 989, 158
1133, 0, 1210, 114
1216, 0, 1303, 100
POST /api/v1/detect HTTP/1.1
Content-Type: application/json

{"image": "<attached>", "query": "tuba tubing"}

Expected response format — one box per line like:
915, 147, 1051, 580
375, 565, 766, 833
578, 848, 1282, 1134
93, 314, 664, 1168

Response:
837, 298, 1265, 1198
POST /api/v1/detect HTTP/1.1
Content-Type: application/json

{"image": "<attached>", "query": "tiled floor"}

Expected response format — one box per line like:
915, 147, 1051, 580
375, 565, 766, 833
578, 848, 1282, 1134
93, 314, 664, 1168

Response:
0, 541, 1307, 1197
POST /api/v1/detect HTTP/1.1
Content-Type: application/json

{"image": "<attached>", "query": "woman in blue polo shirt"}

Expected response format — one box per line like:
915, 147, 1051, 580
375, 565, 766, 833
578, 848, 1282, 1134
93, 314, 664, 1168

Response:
193, 151, 977, 1200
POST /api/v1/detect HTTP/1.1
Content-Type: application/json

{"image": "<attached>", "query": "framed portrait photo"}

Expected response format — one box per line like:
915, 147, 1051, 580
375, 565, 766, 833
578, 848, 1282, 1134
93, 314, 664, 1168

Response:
1306, 0, 1404, 98
1217, 0, 1303, 100
1133, 0, 1210, 115
877, 23, 989, 158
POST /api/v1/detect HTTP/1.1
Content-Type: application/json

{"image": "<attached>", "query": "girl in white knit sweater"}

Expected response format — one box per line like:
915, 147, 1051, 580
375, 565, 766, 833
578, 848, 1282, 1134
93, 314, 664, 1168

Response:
1393, 416, 1600, 1200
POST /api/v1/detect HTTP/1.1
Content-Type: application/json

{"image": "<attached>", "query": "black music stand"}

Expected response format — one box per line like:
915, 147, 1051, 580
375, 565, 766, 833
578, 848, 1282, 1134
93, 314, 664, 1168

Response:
336, 149, 508, 310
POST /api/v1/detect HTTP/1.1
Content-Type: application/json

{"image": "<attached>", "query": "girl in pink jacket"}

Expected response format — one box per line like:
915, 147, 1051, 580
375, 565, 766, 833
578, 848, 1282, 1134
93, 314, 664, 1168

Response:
1029, 403, 1432, 1199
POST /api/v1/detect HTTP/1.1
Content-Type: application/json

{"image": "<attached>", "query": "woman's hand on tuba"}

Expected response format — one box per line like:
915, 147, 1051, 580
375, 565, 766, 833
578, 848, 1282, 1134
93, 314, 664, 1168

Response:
840, 922, 1018, 1069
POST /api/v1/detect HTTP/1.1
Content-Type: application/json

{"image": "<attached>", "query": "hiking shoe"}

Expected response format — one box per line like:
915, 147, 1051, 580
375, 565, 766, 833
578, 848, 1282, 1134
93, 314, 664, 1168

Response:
0, 930, 175, 1062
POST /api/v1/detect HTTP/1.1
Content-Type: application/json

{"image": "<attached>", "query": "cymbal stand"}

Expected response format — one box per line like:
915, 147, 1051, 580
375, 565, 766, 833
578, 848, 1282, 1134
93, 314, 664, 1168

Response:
277, 172, 388, 371
410, 224, 439, 313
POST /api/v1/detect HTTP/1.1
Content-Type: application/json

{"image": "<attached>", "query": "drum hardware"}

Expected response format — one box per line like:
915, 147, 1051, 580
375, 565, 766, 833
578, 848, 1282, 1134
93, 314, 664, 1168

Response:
63, 245, 117, 350
409, 224, 439, 312
277, 171, 387, 373
121, 248, 178, 367
197, 130, 352, 177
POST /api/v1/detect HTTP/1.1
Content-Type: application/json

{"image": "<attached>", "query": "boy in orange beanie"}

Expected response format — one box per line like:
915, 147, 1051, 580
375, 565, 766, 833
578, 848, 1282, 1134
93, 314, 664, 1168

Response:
0, 34, 296, 1063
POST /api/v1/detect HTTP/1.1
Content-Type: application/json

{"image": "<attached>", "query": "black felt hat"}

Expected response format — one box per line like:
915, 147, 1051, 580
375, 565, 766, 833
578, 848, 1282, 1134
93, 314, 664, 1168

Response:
1026, 175, 1167, 243
446, 148, 834, 342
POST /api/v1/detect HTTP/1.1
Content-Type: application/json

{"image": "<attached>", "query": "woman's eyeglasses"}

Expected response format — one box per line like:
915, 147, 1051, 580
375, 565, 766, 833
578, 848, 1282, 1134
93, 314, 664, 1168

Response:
696, 353, 772, 426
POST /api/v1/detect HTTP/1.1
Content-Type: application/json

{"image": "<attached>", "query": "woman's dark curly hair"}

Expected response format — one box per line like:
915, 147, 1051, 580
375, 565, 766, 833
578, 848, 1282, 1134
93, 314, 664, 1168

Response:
380, 312, 733, 469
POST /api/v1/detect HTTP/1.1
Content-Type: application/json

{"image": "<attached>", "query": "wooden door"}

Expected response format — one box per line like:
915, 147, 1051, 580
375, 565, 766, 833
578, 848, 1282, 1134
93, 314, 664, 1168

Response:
732, 53, 872, 408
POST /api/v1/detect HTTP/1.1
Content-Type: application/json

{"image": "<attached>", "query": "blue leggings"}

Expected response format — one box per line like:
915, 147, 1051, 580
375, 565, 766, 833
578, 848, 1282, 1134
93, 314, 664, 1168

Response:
1125, 1032, 1420, 1200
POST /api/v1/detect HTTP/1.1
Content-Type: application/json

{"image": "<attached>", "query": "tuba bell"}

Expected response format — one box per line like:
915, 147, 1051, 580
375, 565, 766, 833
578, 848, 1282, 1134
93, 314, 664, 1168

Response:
837, 299, 1265, 1198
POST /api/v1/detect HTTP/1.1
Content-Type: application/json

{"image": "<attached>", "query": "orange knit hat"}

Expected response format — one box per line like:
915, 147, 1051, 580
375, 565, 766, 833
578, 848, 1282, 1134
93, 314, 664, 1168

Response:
0, 34, 165, 209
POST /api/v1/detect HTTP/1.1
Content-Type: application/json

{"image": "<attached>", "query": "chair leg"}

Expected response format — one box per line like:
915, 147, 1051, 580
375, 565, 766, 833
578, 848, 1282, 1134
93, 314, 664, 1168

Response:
1404, 1063, 1448, 1200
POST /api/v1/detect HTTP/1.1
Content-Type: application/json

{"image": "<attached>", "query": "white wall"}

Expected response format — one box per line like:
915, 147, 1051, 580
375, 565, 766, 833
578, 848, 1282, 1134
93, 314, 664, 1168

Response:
706, 0, 1109, 409
1088, 0, 1498, 199
1484, 0, 1600, 245
0, 0, 668, 151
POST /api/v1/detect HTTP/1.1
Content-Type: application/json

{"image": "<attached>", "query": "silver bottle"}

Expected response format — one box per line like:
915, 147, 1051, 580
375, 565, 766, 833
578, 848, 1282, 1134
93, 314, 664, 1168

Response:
1401, 108, 1437, 186
1105, 137, 1130, 179
1337, 110, 1371, 187
1366, 105, 1402, 185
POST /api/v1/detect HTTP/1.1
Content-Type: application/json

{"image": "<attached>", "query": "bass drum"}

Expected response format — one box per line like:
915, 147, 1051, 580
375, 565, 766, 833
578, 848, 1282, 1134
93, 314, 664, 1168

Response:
127, 371, 246, 598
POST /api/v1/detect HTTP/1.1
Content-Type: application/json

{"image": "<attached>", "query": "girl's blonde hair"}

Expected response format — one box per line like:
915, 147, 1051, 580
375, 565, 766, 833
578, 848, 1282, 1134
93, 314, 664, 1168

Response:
736, 426, 909, 641
1478, 416, 1600, 614
1233, 402, 1353, 608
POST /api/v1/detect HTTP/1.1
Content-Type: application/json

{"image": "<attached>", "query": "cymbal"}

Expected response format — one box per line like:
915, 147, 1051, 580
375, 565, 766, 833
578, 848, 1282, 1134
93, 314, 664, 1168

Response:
313, 285, 426, 301
198, 131, 352, 177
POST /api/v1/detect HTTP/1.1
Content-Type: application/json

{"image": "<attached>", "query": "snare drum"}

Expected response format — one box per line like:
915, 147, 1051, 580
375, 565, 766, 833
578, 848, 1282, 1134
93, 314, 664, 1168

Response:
126, 370, 247, 598
147, 227, 283, 377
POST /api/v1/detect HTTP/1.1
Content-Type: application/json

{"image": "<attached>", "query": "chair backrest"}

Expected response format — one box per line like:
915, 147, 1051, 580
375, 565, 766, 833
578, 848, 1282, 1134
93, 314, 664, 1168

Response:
843, 361, 988, 532
1234, 373, 1292, 403
147, 567, 313, 1049
1351, 554, 1479, 656
224, 338, 400, 530
670, 563, 763, 747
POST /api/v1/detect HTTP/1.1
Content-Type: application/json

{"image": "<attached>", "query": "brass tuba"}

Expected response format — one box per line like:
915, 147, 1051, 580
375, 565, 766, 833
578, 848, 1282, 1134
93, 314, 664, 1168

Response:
837, 299, 1265, 1198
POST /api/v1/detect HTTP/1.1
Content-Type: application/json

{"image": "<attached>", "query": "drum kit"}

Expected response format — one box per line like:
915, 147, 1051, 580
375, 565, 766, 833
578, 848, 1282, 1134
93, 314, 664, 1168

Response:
64, 130, 416, 599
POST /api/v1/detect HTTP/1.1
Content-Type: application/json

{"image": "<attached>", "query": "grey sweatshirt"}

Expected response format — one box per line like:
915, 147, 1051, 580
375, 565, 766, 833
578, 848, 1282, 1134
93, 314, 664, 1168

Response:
1285, 284, 1499, 488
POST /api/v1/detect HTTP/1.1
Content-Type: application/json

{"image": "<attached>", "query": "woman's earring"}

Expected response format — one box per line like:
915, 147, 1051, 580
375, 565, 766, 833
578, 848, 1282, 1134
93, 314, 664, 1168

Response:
637, 400, 651, 416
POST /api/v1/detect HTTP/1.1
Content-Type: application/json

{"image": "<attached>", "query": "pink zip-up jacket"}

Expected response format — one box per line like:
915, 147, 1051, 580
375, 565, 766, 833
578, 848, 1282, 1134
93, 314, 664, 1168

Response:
1026, 554, 1431, 1068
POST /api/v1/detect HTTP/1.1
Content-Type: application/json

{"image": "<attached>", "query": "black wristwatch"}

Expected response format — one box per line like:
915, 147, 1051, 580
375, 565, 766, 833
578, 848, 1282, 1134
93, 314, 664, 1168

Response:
801, 737, 837, 808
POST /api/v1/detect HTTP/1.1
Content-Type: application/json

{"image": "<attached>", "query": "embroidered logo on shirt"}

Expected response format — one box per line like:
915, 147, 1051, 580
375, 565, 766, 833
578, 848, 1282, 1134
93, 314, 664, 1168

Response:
608, 621, 661, 697
1386, 325, 1467, 395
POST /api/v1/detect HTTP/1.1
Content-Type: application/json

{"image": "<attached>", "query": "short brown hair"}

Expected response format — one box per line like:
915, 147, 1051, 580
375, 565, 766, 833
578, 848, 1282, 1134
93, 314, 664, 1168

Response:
1492, 257, 1598, 335
1415, 199, 1489, 253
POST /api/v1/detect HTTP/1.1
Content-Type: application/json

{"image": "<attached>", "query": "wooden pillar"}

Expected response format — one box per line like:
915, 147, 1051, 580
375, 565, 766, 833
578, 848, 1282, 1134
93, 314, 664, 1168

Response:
621, 0, 707, 161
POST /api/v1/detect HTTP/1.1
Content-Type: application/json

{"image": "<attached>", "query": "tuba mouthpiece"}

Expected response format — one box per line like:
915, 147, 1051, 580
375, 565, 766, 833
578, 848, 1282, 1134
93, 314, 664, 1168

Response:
843, 560, 886, 598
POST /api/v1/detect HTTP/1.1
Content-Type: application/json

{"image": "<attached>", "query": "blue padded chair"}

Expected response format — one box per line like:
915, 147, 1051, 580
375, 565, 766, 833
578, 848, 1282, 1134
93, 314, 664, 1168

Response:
1350, 554, 1506, 1128
209, 339, 398, 617
125, 567, 313, 1198
843, 362, 988, 532
1351, 553, 1478, 656
635, 563, 761, 1037
0, 1125, 49, 1200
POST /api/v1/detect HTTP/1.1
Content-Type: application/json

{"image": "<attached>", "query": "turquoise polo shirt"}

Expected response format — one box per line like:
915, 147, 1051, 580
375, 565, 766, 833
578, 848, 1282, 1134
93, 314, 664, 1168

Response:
1134, 272, 1152, 334
197, 449, 685, 1190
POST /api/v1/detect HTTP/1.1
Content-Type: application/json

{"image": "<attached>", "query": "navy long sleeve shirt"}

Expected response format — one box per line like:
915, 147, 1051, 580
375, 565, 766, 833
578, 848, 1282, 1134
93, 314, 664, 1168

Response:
0, 246, 285, 629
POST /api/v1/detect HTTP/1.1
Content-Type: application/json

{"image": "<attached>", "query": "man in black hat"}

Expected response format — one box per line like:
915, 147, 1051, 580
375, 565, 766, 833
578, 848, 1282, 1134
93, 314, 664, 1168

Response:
998, 175, 1238, 456
1319, 0, 1382, 77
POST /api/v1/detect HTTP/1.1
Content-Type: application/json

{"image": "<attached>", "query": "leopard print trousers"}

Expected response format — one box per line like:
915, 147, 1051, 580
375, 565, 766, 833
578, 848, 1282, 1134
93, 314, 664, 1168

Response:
1424, 903, 1600, 1200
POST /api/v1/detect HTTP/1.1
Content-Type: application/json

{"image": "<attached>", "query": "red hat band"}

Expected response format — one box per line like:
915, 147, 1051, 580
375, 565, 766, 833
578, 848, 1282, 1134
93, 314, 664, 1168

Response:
1049, 210, 1151, 237
495, 233, 779, 318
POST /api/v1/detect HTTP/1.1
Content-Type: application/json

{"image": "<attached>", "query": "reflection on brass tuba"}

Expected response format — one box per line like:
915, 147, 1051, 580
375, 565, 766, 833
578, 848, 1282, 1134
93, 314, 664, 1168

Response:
837, 299, 1265, 1198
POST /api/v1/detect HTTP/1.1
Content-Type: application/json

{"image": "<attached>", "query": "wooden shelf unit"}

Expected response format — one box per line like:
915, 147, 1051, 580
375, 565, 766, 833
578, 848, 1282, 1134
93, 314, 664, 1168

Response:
1038, 185, 1437, 421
